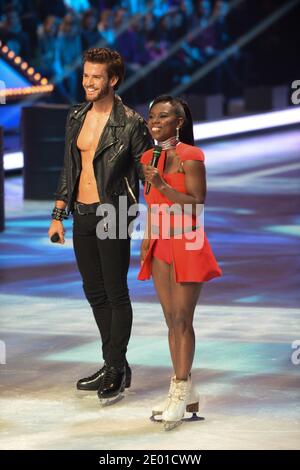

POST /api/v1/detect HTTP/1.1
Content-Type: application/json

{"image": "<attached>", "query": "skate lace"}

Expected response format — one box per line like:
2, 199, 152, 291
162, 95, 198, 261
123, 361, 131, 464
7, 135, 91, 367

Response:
167, 377, 176, 397
102, 367, 120, 386
170, 382, 189, 403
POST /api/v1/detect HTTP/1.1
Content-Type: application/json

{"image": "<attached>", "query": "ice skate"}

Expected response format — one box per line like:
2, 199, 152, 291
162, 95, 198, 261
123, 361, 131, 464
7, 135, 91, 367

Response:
77, 362, 131, 391
97, 365, 126, 406
150, 375, 200, 422
162, 377, 200, 431
76, 364, 106, 391
150, 375, 176, 422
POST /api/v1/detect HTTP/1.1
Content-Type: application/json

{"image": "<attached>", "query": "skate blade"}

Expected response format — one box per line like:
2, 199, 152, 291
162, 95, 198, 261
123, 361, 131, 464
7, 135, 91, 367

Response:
150, 413, 163, 423
182, 412, 205, 422
162, 414, 205, 429
163, 420, 182, 431
98, 393, 124, 407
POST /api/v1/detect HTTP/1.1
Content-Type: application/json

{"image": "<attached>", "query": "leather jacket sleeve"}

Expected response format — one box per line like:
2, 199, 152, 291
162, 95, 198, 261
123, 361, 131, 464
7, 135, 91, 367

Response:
130, 117, 153, 184
53, 109, 71, 203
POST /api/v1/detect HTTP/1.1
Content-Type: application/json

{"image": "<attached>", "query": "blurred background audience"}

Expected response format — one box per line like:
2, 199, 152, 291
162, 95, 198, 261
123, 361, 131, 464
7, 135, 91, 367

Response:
0, 0, 298, 104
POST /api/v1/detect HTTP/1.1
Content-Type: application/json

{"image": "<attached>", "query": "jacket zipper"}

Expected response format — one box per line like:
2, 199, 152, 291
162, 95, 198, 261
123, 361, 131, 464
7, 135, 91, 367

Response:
66, 141, 72, 213
124, 176, 137, 204
94, 140, 117, 160
108, 143, 125, 163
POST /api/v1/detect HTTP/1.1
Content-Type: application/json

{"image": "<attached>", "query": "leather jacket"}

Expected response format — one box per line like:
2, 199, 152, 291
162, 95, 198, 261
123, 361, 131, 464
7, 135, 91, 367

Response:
54, 95, 153, 214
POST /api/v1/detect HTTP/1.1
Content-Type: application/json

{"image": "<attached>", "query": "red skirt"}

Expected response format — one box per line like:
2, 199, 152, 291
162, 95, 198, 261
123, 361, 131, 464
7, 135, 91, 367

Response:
137, 228, 222, 283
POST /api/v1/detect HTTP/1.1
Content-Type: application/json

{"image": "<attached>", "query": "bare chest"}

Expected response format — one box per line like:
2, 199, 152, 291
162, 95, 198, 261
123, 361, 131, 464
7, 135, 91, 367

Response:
77, 112, 109, 154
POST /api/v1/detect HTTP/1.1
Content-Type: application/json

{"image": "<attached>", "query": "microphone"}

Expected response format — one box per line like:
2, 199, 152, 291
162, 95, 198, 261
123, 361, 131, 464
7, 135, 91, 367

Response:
50, 233, 60, 243
145, 145, 162, 195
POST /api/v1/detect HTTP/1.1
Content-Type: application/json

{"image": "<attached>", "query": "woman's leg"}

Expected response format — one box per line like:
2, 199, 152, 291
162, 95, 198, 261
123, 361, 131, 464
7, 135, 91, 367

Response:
169, 269, 203, 380
151, 256, 176, 371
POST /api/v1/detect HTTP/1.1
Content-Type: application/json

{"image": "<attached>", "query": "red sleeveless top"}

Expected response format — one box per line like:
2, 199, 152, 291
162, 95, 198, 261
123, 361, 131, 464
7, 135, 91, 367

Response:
137, 142, 222, 283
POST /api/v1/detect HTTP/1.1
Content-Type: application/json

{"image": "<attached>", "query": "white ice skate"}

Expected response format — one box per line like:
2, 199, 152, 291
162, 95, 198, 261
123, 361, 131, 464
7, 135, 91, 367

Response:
150, 375, 176, 421
162, 377, 200, 431
150, 375, 200, 422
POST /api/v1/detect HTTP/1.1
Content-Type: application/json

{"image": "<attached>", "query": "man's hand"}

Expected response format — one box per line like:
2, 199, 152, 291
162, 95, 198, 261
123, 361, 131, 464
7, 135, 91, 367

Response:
48, 220, 65, 244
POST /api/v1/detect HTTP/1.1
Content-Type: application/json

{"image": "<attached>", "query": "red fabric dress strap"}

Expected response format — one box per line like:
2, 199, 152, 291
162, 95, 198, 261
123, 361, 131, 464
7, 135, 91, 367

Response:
176, 142, 205, 162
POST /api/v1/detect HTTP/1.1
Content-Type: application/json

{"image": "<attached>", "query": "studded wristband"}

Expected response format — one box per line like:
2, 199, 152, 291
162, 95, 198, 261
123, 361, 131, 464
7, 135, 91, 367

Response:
51, 207, 68, 221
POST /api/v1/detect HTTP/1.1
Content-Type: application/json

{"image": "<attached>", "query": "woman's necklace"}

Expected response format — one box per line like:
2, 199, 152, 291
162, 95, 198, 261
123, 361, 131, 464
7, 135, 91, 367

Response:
157, 135, 179, 150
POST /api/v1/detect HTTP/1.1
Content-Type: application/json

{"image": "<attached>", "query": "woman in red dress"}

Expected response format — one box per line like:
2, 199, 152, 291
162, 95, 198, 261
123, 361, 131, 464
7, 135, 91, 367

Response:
138, 95, 222, 430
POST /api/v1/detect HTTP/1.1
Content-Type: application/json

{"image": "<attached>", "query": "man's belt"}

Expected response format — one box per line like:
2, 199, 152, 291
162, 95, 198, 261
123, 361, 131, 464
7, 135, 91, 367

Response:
74, 201, 101, 215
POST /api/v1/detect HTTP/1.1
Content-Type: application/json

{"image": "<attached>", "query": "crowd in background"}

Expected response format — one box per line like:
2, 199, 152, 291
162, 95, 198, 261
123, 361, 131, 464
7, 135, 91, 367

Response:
0, 0, 297, 104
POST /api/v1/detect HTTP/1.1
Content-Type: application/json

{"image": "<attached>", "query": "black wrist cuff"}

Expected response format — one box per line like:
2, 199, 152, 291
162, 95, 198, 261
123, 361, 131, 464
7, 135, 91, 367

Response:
51, 207, 68, 221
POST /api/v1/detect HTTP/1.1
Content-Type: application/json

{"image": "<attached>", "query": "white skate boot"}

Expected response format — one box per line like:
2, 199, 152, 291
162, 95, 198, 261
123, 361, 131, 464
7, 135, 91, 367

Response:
150, 375, 176, 421
162, 377, 199, 431
150, 375, 200, 422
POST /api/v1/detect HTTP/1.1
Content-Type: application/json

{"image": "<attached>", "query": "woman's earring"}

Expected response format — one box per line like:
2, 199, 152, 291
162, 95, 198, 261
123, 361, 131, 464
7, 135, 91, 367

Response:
176, 127, 180, 141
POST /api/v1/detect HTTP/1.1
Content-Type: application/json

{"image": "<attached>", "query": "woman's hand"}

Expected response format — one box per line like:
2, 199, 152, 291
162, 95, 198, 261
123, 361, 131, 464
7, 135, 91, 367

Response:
144, 165, 166, 191
140, 238, 150, 265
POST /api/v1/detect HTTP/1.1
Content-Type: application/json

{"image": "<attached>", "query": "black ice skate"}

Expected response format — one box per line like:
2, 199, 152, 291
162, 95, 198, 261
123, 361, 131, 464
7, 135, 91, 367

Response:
97, 365, 126, 406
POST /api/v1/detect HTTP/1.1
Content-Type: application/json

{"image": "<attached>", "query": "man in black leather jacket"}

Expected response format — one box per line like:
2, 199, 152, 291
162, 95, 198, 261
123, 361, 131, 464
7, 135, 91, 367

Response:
48, 48, 152, 405
53, 94, 151, 214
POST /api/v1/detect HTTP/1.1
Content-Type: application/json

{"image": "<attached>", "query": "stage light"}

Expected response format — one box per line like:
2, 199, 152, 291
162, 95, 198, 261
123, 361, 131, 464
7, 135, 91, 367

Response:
3, 152, 23, 171
194, 108, 300, 140
4, 108, 299, 172
0, 84, 54, 99
0, 42, 54, 99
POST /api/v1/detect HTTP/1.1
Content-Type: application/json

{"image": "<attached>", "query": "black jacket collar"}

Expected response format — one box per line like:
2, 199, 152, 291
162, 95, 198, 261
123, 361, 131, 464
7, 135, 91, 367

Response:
71, 94, 126, 127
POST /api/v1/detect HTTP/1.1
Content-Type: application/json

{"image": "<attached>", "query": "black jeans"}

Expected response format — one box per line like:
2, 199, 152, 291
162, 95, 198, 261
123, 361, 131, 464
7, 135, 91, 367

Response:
72, 210, 132, 369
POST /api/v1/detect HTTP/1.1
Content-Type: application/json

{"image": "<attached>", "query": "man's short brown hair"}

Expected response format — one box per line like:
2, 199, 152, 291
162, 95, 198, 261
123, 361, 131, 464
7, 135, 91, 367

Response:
82, 47, 125, 90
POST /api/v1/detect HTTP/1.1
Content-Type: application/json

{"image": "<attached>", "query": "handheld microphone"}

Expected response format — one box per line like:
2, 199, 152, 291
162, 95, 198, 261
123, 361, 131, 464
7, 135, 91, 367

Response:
145, 145, 162, 195
51, 233, 60, 243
